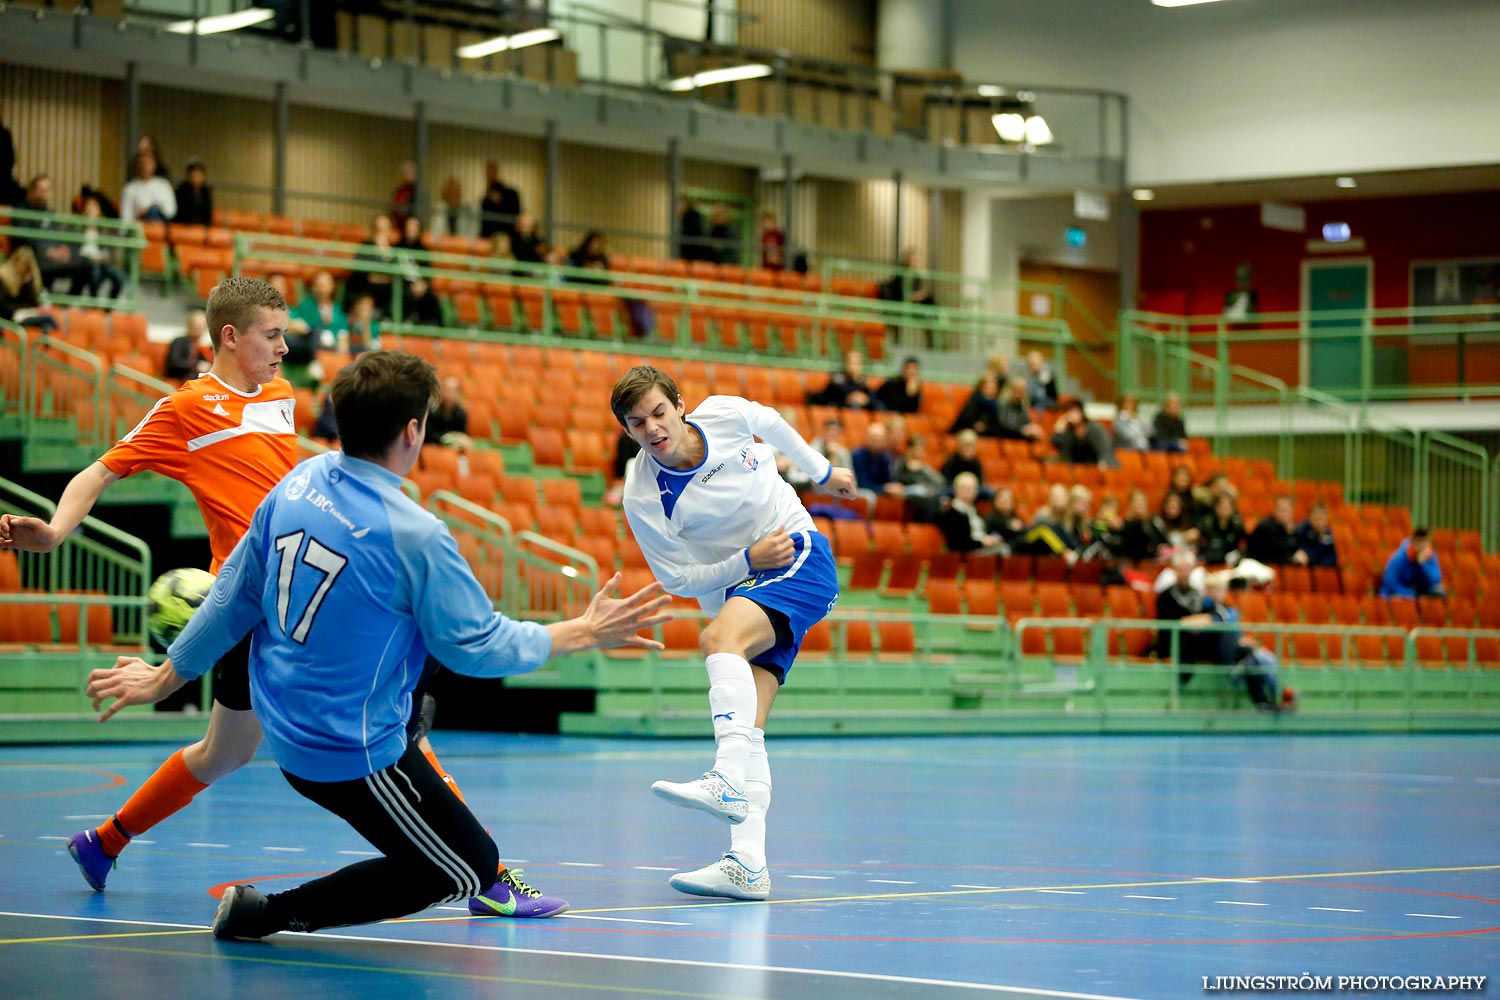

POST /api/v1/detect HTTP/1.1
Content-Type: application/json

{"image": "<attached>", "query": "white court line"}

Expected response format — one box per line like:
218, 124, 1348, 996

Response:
558, 862, 603, 867
0, 910, 1146, 998
436, 906, 470, 912
186, 842, 229, 848
1407, 913, 1460, 919
867, 880, 916, 885
1036, 890, 1085, 895
338, 850, 380, 857
560, 915, 692, 926
1216, 901, 1269, 907
263, 846, 304, 853
62, 815, 109, 821
1194, 878, 1260, 884
133, 840, 155, 845
1309, 907, 1362, 913
787, 875, 834, 880
1124, 896, 1175, 901
633, 866, 678, 872
36, 836, 68, 841
952, 884, 1002, 889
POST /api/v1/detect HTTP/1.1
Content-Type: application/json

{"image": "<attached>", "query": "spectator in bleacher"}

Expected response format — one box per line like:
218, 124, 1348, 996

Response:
132, 135, 170, 182
605, 429, 643, 507
809, 349, 875, 409
1157, 491, 1199, 551
567, 231, 610, 283
389, 159, 417, 231
19, 175, 93, 294
940, 429, 985, 490
78, 194, 126, 300
347, 214, 398, 317
172, 159, 213, 227
1380, 528, 1445, 600
1120, 488, 1169, 562
884, 412, 909, 452
479, 161, 521, 240
72, 183, 119, 220
164, 310, 212, 382
1020, 482, 1082, 562
427, 374, 474, 452
1151, 391, 1189, 452
895, 434, 946, 521
677, 198, 707, 262
1154, 549, 1213, 679
1246, 495, 1306, 567
1112, 393, 1151, 452
1090, 494, 1125, 558
439, 176, 464, 236
405, 276, 445, 326
1295, 502, 1339, 567
851, 421, 900, 504
1196, 493, 1246, 566
509, 212, 550, 265
1201, 570, 1288, 711
120, 151, 176, 224
708, 205, 738, 264
286, 269, 348, 373
0, 245, 49, 328
874, 356, 923, 414
808, 417, 853, 473
1067, 484, 1103, 558
1154, 545, 1205, 600
879, 248, 934, 307
949, 372, 1002, 437
0, 119, 24, 206
1051, 399, 1118, 468
311, 391, 338, 444
759, 210, 785, 271
346, 293, 382, 354
1192, 471, 1237, 519
996, 375, 1044, 441
1024, 350, 1058, 411
1166, 464, 1196, 514
398, 214, 428, 253
984, 485, 1028, 550
937, 472, 1009, 556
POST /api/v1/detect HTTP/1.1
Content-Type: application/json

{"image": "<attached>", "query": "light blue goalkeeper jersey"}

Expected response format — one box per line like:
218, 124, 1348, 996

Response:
169, 450, 551, 782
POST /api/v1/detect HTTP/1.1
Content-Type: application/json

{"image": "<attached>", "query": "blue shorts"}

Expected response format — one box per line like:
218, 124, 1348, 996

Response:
724, 529, 839, 684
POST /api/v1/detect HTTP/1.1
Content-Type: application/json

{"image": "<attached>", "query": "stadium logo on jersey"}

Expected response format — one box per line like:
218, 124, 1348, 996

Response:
700, 461, 727, 485
739, 447, 758, 472
285, 467, 312, 501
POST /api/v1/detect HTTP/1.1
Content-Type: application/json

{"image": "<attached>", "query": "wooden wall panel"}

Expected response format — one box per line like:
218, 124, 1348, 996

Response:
557, 143, 668, 258
286, 105, 411, 225
138, 84, 275, 215
738, 0, 877, 66
427, 123, 545, 236
0, 65, 112, 210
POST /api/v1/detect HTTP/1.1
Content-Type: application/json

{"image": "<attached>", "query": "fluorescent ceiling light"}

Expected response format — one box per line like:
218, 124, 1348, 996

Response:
457, 27, 561, 59
976, 84, 1007, 98
1152, 0, 1230, 6
1335, 176, 1357, 188
1132, 188, 1156, 202
666, 63, 772, 92
165, 8, 274, 34
992, 112, 1027, 143
1024, 115, 1053, 146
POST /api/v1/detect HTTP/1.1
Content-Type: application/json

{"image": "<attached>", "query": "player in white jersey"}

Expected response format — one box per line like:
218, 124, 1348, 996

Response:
612, 365, 857, 900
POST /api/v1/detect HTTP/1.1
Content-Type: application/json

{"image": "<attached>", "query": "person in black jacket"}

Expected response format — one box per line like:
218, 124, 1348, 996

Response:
809, 350, 876, 409
478, 161, 521, 240
949, 372, 1003, 437
173, 159, 214, 227
1294, 502, 1339, 567
874, 356, 923, 414
1196, 493, 1246, 565
1151, 391, 1189, 452
1247, 495, 1307, 566
1119, 488, 1169, 562
1050, 400, 1117, 468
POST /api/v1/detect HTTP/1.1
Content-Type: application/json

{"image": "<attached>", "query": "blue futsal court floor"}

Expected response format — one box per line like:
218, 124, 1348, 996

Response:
1, 733, 1496, 998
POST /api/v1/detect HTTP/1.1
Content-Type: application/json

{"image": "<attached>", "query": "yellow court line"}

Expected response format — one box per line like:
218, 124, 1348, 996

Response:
396, 862, 1500, 923
0, 929, 205, 946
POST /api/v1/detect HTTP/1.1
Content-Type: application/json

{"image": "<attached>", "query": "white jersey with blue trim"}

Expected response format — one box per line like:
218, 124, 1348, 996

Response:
622, 395, 833, 614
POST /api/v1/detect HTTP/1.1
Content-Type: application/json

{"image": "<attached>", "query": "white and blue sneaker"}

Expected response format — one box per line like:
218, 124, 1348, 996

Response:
668, 853, 770, 901
651, 770, 749, 824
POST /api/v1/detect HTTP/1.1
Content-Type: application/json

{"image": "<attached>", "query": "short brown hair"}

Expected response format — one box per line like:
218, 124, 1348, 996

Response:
610, 365, 681, 427
205, 276, 286, 350
331, 350, 440, 460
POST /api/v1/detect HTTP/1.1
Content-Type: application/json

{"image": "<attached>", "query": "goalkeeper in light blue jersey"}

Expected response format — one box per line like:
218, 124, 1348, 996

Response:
88, 350, 671, 940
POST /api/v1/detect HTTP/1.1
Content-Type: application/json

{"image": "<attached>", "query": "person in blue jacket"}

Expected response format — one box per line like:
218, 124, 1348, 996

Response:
85, 349, 672, 941
1380, 528, 1445, 599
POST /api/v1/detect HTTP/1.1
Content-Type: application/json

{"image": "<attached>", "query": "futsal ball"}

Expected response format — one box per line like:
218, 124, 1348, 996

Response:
146, 567, 216, 646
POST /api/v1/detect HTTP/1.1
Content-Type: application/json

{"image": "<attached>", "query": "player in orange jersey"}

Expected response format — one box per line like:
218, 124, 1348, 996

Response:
0, 277, 559, 915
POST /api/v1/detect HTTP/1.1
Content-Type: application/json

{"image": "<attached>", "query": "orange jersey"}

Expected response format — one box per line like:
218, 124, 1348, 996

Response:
100, 373, 299, 571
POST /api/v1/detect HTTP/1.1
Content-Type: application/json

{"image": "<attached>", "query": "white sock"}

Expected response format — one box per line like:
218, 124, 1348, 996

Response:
730, 727, 770, 871
706, 652, 756, 789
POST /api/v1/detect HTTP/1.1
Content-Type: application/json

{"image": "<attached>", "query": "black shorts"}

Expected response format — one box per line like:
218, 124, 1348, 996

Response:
210, 634, 254, 711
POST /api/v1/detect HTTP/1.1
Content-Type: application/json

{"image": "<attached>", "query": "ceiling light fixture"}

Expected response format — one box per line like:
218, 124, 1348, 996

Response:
666, 63, 773, 91
165, 8, 275, 34
1152, 0, 1231, 7
1024, 115, 1054, 146
1132, 188, 1156, 202
457, 27, 562, 59
977, 84, 1007, 98
1335, 176, 1358, 189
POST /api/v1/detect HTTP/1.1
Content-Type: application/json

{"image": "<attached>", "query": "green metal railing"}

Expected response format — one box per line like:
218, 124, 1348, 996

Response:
0, 476, 152, 648
230, 233, 1089, 385
1417, 431, 1491, 547
24, 333, 109, 451
1120, 305, 1500, 407
0, 207, 147, 312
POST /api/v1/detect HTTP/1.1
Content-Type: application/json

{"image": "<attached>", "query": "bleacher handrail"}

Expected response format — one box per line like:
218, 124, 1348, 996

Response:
25, 333, 108, 451
0, 207, 147, 312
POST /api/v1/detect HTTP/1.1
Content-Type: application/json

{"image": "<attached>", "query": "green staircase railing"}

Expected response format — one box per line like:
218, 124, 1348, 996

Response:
0, 206, 147, 312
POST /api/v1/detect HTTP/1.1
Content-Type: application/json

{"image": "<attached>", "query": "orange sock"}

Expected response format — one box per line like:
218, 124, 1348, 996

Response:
98, 749, 208, 857
422, 747, 466, 804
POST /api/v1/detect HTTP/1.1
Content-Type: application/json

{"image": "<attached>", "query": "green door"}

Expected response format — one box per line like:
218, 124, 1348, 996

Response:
1306, 261, 1369, 396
